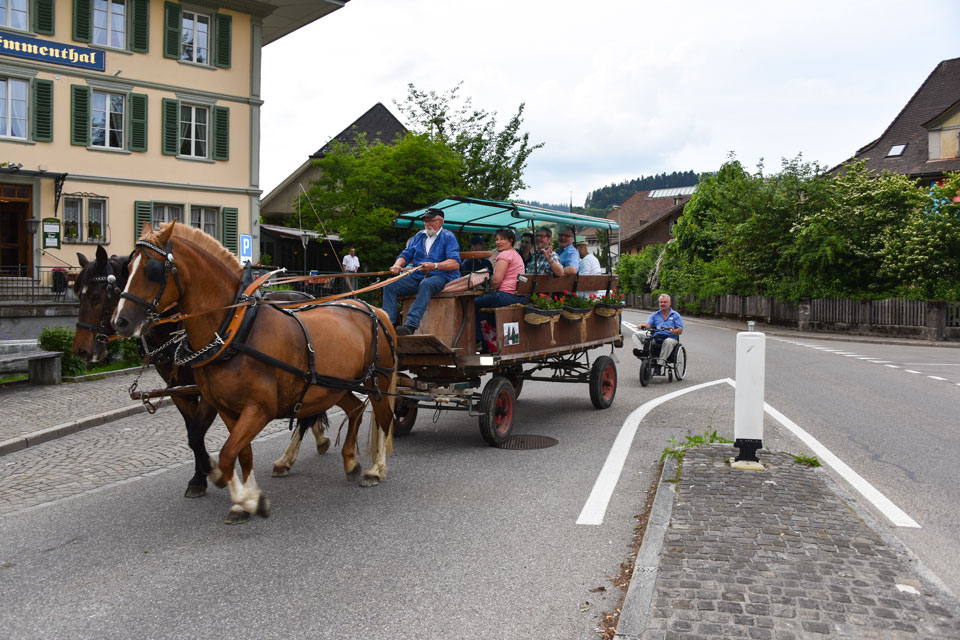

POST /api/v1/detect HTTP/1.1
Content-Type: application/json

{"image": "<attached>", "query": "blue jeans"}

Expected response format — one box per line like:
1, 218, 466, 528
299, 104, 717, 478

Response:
475, 291, 526, 342
382, 274, 449, 329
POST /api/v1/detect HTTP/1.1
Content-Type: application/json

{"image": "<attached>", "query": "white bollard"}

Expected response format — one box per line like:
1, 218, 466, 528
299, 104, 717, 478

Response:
732, 331, 765, 470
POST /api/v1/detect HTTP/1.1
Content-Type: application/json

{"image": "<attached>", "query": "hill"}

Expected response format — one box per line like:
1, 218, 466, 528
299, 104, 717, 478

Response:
585, 171, 700, 210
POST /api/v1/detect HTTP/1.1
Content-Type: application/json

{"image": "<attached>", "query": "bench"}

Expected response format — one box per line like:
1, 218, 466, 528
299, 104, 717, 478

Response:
0, 351, 62, 385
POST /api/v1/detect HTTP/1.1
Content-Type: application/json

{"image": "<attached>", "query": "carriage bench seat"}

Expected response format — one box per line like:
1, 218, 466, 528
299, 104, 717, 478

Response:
0, 350, 62, 385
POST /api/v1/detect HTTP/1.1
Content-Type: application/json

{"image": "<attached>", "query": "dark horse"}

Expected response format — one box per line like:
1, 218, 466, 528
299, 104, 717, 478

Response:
111, 222, 397, 523
72, 244, 331, 499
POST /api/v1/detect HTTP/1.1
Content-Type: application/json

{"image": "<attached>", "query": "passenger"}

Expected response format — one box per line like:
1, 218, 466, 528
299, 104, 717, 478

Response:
640, 294, 683, 370
461, 234, 493, 274
526, 226, 576, 276
575, 236, 602, 298
475, 228, 527, 352
383, 208, 461, 335
554, 226, 580, 274
518, 231, 535, 265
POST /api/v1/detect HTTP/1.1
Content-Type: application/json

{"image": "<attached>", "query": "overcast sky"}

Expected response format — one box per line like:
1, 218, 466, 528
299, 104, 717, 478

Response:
260, 0, 960, 208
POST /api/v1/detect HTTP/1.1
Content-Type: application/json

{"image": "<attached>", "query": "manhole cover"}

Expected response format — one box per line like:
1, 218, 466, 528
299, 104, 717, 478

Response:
496, 434, 559, 450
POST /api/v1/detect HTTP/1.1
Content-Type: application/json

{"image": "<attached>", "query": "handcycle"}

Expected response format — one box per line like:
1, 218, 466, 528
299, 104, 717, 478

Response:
631, 328, 686, 386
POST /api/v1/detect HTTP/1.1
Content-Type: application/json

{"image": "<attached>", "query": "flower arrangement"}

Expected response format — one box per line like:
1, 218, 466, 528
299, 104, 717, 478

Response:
529, 293, 563, 310
596, 289, 625, 306
558, 291, 593, 309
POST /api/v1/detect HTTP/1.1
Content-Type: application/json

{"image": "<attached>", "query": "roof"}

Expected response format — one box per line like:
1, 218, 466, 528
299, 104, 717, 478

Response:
647, 186, 697, 198
584, 189, 694, 242
261, 0, 349, 46
845, 57, 960, 178
260, 224, 339, 242
311, 103, 407, 158
623, 201, 686, 244
395, 197, 620, 234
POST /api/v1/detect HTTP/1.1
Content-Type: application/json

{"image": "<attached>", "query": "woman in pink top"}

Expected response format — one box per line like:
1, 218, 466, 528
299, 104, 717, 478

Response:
475, 228, 527, 352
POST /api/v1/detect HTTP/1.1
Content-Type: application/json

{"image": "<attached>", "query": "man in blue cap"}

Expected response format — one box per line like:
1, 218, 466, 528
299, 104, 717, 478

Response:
383, 208, 461, 335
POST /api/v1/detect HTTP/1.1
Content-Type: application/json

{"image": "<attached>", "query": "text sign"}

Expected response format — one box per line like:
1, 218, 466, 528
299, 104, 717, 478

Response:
0, 32, 105, 72
239, 234, 253, 264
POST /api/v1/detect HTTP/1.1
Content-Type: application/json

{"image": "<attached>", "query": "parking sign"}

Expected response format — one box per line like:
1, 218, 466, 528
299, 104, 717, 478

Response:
239, 234, 253, 265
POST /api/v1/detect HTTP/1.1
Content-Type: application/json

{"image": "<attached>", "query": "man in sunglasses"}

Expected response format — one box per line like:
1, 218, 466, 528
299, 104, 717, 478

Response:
526, 226, 579, 276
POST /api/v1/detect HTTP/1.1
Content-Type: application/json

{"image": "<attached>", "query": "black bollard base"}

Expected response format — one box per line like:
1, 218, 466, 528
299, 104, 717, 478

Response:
734, 438, 762, 462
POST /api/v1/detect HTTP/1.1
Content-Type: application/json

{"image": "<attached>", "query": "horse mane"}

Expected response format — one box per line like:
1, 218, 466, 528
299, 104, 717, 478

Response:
156, 222, 243, 279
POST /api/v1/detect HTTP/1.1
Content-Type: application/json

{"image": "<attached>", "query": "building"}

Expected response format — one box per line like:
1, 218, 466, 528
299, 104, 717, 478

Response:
842, 57, 960, 185
586, 186, 695, 259
0, 0, 348, 285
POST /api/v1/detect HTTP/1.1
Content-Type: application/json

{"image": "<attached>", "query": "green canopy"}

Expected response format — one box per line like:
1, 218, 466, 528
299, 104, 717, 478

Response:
394, 196, 619, 234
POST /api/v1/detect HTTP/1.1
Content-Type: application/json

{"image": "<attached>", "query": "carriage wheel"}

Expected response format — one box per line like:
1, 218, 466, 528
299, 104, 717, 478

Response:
589, 356, 617, 409
479, 376, 516, 446
393, 396, 419, 436
639, 359, 652, 387
673, 345, 687, 381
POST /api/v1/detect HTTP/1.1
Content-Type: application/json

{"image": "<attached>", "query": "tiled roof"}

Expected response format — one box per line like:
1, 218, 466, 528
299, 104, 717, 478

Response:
583, 189, 693, 241
623, 201, 686, 244
845, 57, 960, 178
310, 103, 407, 158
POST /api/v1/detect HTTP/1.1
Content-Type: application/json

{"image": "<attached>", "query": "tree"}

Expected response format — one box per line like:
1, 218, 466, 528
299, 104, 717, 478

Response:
394, 82, 544, 200
299, 132, 464, 268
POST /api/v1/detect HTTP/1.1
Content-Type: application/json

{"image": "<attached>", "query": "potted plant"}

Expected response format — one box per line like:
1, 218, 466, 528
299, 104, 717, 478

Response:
523, 293, 563, 324
595, 289, 625, 317
559, 291, 594, 321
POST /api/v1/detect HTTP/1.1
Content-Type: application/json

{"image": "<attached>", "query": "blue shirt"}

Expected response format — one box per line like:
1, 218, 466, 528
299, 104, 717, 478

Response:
646, 308, 683, 340
557, 244, 580, 272
398, 228, 461, 282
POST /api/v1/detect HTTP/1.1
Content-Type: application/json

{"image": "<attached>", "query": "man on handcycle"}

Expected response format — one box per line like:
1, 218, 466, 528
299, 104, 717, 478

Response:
640, 294, 683, 372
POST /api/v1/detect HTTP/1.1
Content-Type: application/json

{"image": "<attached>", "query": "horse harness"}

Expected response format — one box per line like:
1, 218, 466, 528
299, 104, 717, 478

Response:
125, 237, 397, 416
75, 259, 123, 343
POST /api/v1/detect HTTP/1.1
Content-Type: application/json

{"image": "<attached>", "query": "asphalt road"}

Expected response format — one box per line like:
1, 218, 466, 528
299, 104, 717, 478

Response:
1, 309, 957, 638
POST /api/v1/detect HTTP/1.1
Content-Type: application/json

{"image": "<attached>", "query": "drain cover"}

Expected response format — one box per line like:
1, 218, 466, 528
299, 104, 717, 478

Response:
496, 434, 559, 450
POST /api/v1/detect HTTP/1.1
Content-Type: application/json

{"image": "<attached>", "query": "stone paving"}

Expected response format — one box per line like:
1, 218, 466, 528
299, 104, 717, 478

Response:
633, 446, 960, 639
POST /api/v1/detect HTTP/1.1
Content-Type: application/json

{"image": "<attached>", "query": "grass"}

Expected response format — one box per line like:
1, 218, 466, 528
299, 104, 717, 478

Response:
661, 429, 733, 481
791, 452, 821, 467
1, 361, 141, 386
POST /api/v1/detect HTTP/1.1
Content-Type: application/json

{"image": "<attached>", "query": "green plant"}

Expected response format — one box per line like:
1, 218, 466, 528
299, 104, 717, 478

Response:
559, 291, 593, 308
38, 326, 87, 377
660, 429, 732, 463
596, 288, 625, 306
791, 452, 821, 467
259, 253, 272, 266
529, 293, 563, 310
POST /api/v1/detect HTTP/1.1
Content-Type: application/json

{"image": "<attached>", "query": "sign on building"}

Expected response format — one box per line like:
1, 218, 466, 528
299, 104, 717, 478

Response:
239, 233, 253, 265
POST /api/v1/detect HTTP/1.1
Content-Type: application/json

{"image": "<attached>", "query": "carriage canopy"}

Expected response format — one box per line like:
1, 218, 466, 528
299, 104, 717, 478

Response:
394, 196, 620, 235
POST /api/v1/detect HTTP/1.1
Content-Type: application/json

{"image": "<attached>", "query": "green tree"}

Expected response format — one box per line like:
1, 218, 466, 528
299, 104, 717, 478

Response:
395, 82, 544, 200
299, 132, 464, 268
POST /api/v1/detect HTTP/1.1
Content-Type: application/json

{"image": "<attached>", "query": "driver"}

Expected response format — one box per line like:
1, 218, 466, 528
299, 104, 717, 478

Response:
640, 294, 683, 370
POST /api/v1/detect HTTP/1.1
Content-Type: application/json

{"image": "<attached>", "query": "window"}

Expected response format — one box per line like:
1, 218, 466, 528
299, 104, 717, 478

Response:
93, 0, 126, 49
191, 206, 217, 237
91, 90, 124, 149
0, 77, 27, 139
153, 204, 181, 228
62, 195, 108, 242
180, 104, 208, 158
0, 0, 28, 31
886, 144, 906, 157
181, 10, 210, 64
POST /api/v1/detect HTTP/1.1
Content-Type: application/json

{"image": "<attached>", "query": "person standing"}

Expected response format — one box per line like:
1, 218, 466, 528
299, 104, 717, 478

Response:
342, 247, 360, 291
640, 294, 683, 370
383, 208, 461, 335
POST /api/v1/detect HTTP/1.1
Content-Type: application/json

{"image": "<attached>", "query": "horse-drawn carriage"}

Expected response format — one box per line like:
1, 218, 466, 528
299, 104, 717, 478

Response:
390, 197, 623, 445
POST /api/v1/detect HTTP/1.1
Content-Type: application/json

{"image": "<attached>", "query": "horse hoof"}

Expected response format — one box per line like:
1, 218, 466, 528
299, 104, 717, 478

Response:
271, 464, 290, 477
184, 484, 207, 498
225, 510, 250, 525
316, 436, 331, 455
346, 465, 361, 484
360, 474, 380, 488
256, 495, 271, 518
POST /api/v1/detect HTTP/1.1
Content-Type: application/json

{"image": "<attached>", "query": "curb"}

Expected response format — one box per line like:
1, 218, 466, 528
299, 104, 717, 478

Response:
0, 398, 171, 457
614, 456, 677, 639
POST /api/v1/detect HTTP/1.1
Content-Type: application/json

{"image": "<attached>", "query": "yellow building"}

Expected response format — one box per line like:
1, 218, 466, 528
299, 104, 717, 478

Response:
0, 0, 346, 281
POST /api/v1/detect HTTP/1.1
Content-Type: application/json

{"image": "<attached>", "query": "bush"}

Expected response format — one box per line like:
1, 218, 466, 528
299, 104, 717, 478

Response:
38, 326, 88, 377
109, 336, 143, 367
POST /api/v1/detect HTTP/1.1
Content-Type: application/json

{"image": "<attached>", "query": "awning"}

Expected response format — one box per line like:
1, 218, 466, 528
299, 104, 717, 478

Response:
394, 196, 620, 234
260, 224, 339, 242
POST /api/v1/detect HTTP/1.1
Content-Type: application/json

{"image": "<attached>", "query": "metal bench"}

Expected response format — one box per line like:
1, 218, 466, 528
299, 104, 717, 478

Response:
0, 351, 62, 385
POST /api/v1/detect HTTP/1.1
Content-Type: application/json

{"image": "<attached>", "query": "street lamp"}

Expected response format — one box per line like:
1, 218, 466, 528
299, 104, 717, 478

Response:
25, 217, 41, 235
610, 205, 621, 271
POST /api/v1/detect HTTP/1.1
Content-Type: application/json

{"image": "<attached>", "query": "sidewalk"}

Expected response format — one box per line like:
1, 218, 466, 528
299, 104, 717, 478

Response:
615, 446, 960, 639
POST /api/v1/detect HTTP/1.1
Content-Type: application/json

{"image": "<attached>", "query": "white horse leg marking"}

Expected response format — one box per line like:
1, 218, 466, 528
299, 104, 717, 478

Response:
312, 420, 330, 454
208, 461, 223, 485
272, 428, 305, 476
227, 469, 262, 514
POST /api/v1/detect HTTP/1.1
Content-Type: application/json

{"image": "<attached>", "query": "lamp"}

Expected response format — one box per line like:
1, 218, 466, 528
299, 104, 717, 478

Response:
25, 217, 41, 235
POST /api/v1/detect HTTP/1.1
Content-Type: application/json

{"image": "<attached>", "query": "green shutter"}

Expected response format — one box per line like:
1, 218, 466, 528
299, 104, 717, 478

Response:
161, 98, 179, 155
32, 79, 54, 142
222, 207, 238, 253
130, 0, 150, 52
73, 0, 92, 42
34, 0, 55, 35
134, 201, 153, 241
129, 93, 148, 152
214, 13, 232, 68
70, 85, 91, 146
212, 106, 229, 161
163, 2, 181, 59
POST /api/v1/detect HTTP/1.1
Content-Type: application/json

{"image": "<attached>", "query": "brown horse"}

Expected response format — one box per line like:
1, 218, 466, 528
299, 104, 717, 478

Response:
111, 221, 397, 524
72, 244, 332, 498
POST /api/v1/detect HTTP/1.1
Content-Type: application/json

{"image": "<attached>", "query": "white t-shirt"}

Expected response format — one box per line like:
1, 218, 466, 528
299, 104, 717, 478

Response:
579, 252, 601, 275
342, 254, 360, 272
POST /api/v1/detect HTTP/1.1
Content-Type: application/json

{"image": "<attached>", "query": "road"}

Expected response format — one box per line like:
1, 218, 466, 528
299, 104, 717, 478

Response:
1, 309, 957, 638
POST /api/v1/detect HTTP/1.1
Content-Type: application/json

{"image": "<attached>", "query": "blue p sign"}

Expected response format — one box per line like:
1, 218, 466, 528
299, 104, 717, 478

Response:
239, 234, 253, 265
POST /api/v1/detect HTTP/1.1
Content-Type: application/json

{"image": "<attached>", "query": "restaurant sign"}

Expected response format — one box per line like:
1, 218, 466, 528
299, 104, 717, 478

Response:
0, 32, 104, 72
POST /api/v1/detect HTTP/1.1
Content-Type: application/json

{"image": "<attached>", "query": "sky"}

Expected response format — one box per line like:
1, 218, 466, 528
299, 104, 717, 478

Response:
260, 0, 960, 208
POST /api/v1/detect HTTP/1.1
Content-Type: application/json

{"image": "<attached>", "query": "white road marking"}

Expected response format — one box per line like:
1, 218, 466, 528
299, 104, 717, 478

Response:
885, 364, 901, 369
904, 370, 921, 374
723, 379, 920, 529
576, 379, 729, 526
928, 376, 947, 381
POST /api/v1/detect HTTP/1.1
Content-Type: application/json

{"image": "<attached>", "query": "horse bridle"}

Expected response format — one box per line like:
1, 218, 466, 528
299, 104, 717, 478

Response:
119, 239, 184, 322
75, 260, 123, 343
